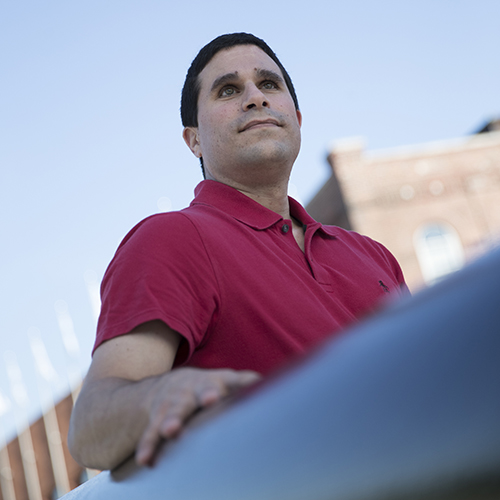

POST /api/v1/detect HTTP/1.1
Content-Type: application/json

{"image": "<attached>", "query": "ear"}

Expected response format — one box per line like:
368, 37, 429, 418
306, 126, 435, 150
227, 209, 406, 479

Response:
182, 127, 202, 158
296, 109, 302, 127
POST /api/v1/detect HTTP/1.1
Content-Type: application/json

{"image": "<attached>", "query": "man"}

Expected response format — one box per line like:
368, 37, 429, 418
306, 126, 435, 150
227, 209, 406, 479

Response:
68, 33, 408, 471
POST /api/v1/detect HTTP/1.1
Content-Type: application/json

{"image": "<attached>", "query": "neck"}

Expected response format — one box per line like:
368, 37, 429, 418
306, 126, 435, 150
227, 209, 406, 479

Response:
206, 176, 305, 251
237, 183, 291, 219
205, 170, 292, 220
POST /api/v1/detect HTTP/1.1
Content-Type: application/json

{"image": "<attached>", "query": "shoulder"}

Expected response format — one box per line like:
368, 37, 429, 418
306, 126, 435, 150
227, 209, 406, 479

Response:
101, 209, 217, 280
118, 211, 196, 247
99, 208, 220, 317
113, 206, 218, 257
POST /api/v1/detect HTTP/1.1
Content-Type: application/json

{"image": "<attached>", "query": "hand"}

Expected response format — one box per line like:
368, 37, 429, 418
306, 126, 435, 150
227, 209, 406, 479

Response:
135, 367, 261, 466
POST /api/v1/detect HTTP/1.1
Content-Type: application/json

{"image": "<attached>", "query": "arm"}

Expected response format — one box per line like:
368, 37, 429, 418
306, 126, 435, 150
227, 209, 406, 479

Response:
68, 320, 260, 470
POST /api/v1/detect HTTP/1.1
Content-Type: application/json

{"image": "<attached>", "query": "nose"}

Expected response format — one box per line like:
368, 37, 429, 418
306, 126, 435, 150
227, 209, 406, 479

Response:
242, 83, 268, 111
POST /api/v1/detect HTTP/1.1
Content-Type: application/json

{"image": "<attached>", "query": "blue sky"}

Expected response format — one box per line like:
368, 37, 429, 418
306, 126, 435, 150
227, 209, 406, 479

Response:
1, 0, 499, 440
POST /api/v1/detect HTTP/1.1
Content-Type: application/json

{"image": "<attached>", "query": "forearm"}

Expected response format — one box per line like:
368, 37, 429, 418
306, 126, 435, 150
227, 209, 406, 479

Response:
69, 365, 262, 470
68, 375, 160, 470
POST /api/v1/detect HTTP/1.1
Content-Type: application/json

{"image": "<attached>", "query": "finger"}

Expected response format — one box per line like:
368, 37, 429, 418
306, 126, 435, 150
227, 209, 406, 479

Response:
137, 390, 197, 465
197, 387, 223, 406
218, 369, 262, 391
136, 368, 262, 466
158, 393, 198, 436
159, 415, 182, 437
196, 370, 261, 406
238, 370, 262, 384
136, 420, 163, 466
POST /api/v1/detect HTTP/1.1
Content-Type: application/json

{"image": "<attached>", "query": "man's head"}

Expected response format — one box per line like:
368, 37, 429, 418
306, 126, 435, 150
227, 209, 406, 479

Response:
181, 33, 299, 128
181, 33, 300, 179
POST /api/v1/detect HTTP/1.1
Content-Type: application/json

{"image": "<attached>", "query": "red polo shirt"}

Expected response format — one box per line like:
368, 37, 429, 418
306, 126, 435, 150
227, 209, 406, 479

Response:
95, 180, 407, 375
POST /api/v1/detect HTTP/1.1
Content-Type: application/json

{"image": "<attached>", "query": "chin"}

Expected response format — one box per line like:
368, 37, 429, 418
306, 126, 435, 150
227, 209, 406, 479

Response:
241, 142, 299, 168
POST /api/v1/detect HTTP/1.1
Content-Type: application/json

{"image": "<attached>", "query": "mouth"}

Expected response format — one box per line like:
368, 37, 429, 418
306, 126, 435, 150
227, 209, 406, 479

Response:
239, 119, 280, 132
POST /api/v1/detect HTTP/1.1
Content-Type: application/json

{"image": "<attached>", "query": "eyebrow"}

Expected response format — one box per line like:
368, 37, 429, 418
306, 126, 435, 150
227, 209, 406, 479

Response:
210, 68, 285, 94
255, 68, 285, 85
210, 72, 239, 93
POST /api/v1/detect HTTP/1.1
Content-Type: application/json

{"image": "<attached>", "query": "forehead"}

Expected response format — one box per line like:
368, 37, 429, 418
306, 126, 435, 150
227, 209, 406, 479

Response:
198, 44, 284, 93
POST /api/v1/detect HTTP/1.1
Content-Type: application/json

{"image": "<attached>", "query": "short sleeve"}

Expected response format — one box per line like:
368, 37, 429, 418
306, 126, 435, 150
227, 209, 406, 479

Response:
93, 212, 220, 364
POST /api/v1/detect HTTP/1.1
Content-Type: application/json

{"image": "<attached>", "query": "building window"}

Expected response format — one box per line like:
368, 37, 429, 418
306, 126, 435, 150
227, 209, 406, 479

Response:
414, 222, 465, 285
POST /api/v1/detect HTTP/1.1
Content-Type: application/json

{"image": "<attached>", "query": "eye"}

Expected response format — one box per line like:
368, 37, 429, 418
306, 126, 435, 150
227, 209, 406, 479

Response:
262, 80, 278, 90
220, 86, 237, 97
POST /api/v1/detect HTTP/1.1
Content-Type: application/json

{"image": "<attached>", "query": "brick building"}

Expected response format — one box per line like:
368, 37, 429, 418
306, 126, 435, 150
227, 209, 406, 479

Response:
0, 394, 90, 500
306, 119, 500, 290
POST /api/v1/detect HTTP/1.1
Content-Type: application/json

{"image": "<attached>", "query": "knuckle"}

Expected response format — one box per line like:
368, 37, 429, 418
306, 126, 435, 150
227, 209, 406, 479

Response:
140, 426, 158, 447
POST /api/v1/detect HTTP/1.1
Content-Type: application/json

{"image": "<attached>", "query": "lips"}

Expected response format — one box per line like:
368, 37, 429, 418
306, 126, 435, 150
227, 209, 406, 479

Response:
239, 118, 280, 132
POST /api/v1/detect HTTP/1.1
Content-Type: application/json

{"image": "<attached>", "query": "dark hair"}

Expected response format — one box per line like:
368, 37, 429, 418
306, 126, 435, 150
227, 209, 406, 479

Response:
180, 33, 300, 176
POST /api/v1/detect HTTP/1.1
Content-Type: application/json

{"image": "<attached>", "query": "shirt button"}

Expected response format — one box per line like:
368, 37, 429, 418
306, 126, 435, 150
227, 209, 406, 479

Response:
282, 223, 290, 233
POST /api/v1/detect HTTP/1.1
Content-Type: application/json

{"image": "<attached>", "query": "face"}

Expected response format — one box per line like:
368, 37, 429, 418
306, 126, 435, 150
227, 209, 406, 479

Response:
183, 44, 302, 187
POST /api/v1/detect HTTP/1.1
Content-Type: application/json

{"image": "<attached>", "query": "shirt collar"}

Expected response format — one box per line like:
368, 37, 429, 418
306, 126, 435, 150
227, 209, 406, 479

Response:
191, 180, 336, 237
288, 197, 338, 238
191, 180, 281, 229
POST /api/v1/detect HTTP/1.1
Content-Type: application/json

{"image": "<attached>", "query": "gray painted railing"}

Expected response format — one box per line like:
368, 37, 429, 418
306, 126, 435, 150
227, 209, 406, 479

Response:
63, 248, 500, 500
